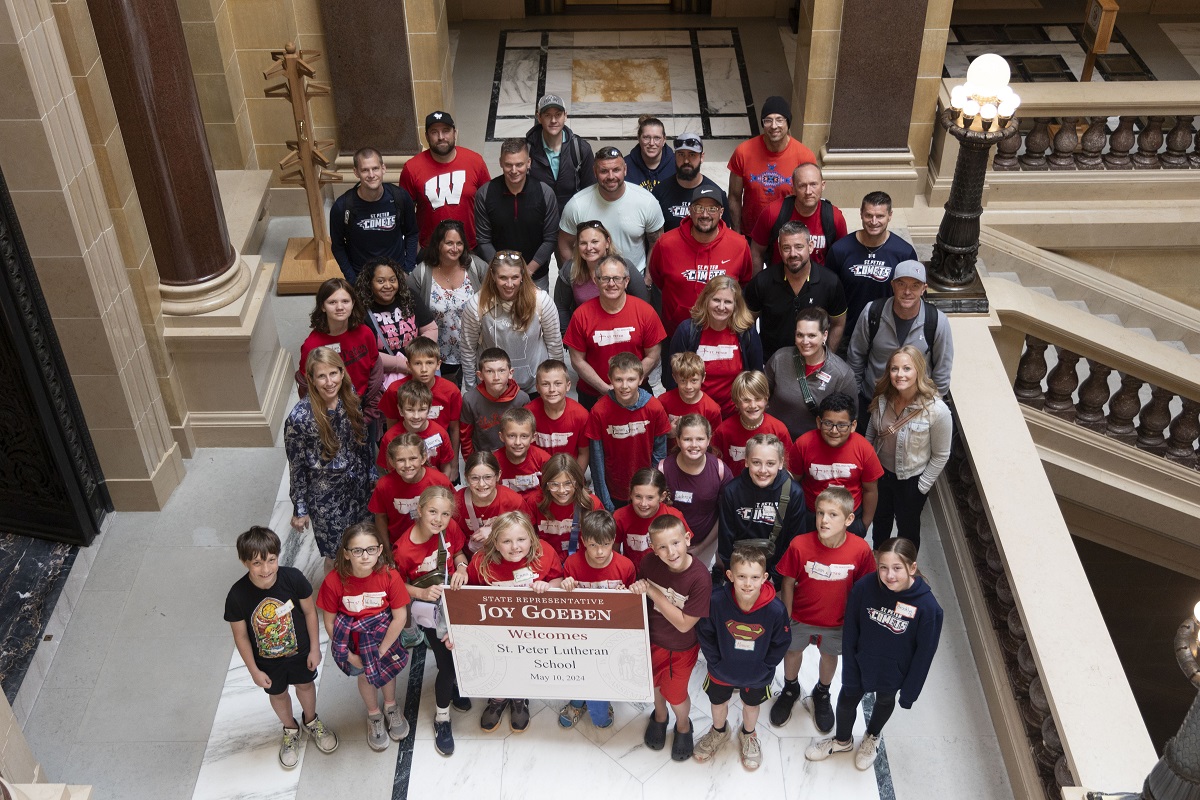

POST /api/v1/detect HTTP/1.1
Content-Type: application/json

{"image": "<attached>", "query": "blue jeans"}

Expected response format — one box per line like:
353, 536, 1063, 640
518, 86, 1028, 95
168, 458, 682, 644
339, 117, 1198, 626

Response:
569, 699, 612, 726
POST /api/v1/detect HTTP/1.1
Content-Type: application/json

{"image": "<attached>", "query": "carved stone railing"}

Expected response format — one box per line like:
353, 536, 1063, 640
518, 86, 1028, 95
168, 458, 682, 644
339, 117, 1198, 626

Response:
1015, 336, 1200, 469
927, 81, 1200, 207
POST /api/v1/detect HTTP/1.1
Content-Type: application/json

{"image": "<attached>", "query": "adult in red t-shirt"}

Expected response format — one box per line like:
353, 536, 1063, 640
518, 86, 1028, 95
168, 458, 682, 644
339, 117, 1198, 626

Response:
647, 193, 752, 337
726, 96, 817, 236
749, 163, 848, 268
563, 256, 666, 403
397, 111, 491, 248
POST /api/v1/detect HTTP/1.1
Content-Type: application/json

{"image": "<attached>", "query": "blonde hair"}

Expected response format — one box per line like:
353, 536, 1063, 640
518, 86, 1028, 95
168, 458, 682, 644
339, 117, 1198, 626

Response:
690, 275, 755, 334
476, 511, 543, 584
731, 370, 770, 404
418, 485, 455, 512
304, 347, 365, 460
871, 345, 940, 412
670, 351, 705, 382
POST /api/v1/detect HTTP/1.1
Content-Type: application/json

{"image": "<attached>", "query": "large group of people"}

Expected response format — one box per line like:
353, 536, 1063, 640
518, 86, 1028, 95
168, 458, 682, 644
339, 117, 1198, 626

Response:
227, 93, 956, 779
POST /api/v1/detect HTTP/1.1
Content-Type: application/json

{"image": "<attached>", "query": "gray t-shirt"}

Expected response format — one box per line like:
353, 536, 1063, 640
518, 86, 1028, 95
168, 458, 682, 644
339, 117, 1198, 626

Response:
559, 184, 665, 274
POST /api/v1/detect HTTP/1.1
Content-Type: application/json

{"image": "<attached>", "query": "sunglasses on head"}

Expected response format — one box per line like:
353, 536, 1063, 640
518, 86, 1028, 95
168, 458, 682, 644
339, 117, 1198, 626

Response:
577, 220, 607, 232
674, 136, 702, 150
494, 250, 525, 263
595, 146, 622, 160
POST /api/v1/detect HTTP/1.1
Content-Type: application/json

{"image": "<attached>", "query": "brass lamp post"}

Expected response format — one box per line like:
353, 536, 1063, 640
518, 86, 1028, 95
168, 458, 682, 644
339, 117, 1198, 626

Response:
927, 54, 1021, 313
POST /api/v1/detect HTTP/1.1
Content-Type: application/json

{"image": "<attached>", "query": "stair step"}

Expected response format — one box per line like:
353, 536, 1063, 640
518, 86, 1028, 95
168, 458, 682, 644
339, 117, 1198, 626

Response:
1096, 313, 1123, 325
1126, 327, 1158, 341
1062, 300, 1091, 312
988, 271, 1022, 283
1159, 340, 1190, 353
1028, 286, 1058, 300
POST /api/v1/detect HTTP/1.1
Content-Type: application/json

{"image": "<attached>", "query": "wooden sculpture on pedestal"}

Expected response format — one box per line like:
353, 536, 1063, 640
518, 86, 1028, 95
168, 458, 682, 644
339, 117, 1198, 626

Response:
267, 42, 343, 294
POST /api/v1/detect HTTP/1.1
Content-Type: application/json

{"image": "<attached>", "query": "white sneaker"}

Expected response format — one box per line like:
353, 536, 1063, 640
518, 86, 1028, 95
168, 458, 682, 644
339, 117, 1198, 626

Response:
804, 736, 854, 761
385, 703, 410, 741
855, 733, 881, 770
278, 726, 300, 768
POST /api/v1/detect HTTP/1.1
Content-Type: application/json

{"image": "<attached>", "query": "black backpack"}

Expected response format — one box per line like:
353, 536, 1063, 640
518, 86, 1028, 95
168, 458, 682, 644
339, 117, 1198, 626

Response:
866, 297, 940, 356
768, 196, 840, 258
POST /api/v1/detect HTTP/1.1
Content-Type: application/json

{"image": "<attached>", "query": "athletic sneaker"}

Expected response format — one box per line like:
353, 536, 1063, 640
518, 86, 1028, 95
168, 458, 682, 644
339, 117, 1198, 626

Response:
509, 699, 530, 732
770, 681, 802, 727
433, 719, 454, 757
366, 712, 389, 752
480, 698, 509, 732
451, 684, 472, 712
384, 703, 410, 741
558, 701, 586, 728
692, 726, 730, 762
738, 729, 762, 771
803, 685, 835, 733
855, 733, 881, 770
303, 715, 339, 753
278, 726, 301, 768
400, 627, 426, 648
671, 724, 694, 761
805, 736, 854, 761
644, 714, 668, 750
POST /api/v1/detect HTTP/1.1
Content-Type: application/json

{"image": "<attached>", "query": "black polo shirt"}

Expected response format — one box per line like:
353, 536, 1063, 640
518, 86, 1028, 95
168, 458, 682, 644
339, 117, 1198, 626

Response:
744, 261, 848, 358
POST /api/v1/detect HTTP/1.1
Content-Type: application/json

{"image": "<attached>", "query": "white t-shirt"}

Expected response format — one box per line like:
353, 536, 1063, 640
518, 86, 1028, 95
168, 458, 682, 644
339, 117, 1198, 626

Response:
559, 184, 665, 274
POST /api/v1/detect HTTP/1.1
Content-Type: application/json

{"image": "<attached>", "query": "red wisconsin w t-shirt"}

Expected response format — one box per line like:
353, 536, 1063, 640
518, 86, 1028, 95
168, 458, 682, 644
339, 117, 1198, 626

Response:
788, 430, 884, 511
529, 397, 589, 458
563, 297, 666, 397
584, 396, 671, 502
613, 503, 691, 571
368, 469, 454, 543
397, 148, 491, 247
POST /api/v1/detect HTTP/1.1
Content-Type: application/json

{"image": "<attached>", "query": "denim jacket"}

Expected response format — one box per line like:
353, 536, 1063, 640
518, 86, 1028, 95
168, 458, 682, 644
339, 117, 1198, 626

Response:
865, 397, 952, 493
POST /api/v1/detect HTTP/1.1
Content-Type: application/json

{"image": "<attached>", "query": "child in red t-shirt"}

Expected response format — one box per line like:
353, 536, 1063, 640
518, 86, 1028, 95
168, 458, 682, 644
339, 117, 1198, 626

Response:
369, 433, 452, 545
659, 352, 723, 444
316, 523, 411, 751
529, 359, 590, 470
557, 509, 636, 730
381, 337, 463, 482
454, 451, 525, 554
584, 352, 671, 511
630, 515, 712, 762
465, 511, 564, 734
614, 468, 692, 571
770, 486, 876, 735
523, 453, 603, 558
493, 408, 551, 497
298, 278, 380, 410
712, 370, 791, 474
787, 392, 882, 537
389, 486, 471, 756
377, 380, 454, 478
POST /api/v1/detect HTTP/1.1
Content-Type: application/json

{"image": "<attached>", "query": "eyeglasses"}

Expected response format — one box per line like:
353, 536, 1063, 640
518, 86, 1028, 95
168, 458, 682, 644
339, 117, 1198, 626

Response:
467, 473, 497, 483
597, 275, 627, 284
639, 134, 665, 144
674, 137, 702, 150
346, 545, 383, 557
546, 480, 577, 491
690, 205, 722, 217
577, 219, 607, 232
595, 146, 622, 160
818, 420, 853, 432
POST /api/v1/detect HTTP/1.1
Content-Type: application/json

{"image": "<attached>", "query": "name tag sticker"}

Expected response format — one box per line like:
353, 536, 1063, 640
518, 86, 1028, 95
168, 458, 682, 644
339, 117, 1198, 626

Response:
627, 533, 650, 551
895, 602, 917, 619
276, 600, 294, 616
734, 639, 756, 651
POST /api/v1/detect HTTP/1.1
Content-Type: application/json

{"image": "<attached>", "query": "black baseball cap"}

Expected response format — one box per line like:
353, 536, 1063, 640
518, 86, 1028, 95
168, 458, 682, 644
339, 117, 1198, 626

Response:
689, 185, 726, 207
425, 110, 455, 130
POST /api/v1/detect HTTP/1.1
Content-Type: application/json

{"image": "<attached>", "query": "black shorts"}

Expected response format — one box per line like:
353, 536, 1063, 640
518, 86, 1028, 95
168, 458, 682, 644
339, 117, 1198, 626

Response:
703, 675, 771, 707
259, 655, 318, 696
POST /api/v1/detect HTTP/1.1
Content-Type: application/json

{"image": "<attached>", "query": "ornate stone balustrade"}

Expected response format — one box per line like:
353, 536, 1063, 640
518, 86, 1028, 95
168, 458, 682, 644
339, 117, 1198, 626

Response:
995, 114, 1200, 172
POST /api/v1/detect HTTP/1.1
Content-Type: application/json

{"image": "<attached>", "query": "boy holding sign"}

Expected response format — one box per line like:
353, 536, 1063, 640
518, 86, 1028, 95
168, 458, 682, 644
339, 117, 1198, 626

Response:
630, 516, 712, 761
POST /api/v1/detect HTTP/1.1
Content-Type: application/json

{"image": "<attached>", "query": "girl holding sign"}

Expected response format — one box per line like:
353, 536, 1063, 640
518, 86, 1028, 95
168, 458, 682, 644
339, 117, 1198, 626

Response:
523, 454, 603, 559
454, 452, 525, 554
465, 511, 565, 733
390, 487, 472, 756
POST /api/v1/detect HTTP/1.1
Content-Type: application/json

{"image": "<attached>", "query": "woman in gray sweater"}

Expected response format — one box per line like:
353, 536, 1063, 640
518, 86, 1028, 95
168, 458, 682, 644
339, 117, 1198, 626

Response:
765, 307, 857, 440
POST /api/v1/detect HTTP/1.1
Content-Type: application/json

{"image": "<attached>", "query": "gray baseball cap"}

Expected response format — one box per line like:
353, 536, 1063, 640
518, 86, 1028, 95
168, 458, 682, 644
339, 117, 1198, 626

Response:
674, 132, 703, 153
892, 260, 927, 283
536, 94, 567, 114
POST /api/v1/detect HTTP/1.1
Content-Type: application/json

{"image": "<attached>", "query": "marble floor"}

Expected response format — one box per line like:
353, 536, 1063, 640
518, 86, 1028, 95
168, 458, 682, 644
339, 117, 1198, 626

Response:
488, 28, 756, 141
943, 23, 1155, 81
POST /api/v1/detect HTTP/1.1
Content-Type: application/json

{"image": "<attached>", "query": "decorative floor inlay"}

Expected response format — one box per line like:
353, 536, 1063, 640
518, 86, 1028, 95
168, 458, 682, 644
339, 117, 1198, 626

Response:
943, 23, 1155, 82
488, 28, 757, 141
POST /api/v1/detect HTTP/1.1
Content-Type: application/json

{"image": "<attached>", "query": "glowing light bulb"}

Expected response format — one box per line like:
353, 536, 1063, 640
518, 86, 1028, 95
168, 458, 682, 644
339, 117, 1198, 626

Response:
962, 99, 980, 117
950, 85, 968, 109
966, 53, 1011, 99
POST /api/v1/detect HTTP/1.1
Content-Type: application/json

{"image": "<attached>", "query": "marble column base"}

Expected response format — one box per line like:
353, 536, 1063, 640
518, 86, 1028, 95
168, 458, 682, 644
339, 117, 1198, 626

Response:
163, 255, 292, 447
820, 146, 920, 209
159, 258, 251, 317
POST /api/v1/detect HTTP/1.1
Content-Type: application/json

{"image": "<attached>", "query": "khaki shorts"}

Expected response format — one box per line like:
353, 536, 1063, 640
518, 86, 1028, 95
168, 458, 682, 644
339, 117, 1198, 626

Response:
790, 622, 842, 655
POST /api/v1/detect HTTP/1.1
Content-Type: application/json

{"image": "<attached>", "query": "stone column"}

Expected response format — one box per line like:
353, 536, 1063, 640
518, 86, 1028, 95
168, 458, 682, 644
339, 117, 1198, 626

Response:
87, 0, 249, 314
